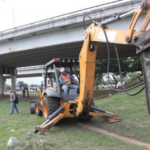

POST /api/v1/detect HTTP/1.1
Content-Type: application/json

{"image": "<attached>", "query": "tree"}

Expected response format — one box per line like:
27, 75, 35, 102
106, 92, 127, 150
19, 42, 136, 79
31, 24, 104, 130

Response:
95, 56, 142, 85
29, 84, 39, 87
6, 84, 11, 90
125, 72, 141, 83
17, 81, 25, 88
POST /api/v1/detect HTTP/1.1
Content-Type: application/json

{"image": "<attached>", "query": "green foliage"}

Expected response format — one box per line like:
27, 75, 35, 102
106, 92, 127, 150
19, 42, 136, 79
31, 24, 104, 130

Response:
6, 84, 11, 90
49, 73, 55, 79
96, 57, 141, 77
17, 81, 25, 88
125, 72, 141, 83
28, 84, 39, 87
95, 57, 141, 85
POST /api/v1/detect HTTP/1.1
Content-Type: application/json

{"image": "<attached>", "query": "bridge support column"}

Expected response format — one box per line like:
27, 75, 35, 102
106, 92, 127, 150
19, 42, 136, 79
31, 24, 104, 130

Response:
11, 68, 16, 94
0, 67, 4, 96
3, 79, 6, 92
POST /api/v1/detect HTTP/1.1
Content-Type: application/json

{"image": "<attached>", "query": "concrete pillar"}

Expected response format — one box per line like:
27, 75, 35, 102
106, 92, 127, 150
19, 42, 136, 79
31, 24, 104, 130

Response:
0, 67, 4, 96
3, 79, 6, 92
11, 68, 16, 93
0, 74, 4, 96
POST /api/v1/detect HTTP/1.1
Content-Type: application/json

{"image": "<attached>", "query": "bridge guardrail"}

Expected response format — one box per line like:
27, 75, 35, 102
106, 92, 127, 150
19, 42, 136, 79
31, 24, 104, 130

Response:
0, 0, 140, 41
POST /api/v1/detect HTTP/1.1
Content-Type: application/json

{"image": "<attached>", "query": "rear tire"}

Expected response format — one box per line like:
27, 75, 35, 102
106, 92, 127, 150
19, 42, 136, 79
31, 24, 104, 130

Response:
77, 101, 95, 122
42, 96, 60, 120
35, 102, 42, 116
29, 101, 36, 114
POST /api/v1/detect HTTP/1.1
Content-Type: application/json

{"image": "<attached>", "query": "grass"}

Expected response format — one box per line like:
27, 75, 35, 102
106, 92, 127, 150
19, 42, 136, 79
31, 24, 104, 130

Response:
91, 86, 149, 142
17, 91, 40, 97
0, 87, 149, 150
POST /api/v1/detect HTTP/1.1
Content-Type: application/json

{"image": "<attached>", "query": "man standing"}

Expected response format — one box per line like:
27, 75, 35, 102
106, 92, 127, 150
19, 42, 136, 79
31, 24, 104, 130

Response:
27, 88, 29, 98
22, 88, 25, 97
10, 91, 19, 114
59, 67, 78, 95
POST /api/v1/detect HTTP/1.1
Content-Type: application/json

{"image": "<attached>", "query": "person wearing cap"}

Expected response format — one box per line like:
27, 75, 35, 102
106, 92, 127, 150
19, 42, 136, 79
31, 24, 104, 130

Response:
59, 67, 78, 94
10, 91, 19, 114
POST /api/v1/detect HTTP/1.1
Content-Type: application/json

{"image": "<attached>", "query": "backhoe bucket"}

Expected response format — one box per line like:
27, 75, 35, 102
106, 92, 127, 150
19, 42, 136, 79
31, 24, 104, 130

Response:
140, 52, 150, 115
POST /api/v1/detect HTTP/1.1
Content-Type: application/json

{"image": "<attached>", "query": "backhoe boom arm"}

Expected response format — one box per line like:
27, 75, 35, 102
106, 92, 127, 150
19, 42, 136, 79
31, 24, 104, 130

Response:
76, 0, 150, 115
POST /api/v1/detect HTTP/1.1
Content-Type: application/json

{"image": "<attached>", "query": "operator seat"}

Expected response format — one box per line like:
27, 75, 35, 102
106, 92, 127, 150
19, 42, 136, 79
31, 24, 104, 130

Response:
69, 89, 77, 95
60, 84, 79, 95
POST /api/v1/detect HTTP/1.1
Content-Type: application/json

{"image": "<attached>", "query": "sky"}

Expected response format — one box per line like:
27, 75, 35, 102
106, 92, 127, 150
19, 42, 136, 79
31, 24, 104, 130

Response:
0, 0, 121, 31
3, 0, 125, 85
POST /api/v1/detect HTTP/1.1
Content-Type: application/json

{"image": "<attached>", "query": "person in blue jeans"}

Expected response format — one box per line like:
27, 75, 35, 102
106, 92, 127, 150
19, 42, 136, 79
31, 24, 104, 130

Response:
10, 91, 19, 114
59, 67, 79, 95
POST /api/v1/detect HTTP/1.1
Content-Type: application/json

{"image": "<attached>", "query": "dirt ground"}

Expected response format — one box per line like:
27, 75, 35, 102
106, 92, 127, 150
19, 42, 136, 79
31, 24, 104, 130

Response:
0, 95, 38, 102
79, 123, 150, 149
0, 89, 116, 102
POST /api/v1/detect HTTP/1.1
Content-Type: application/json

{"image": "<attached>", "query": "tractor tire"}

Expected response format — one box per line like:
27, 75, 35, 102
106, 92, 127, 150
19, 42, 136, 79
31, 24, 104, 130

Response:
29, 101, 36, 114
77, 101, 95, 122
35, 102, 42, 116
42, 96, 60, 120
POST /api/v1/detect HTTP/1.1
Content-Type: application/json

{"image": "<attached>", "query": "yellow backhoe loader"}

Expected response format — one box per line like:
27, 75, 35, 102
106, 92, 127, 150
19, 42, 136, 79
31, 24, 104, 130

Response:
31, 0, 150, 134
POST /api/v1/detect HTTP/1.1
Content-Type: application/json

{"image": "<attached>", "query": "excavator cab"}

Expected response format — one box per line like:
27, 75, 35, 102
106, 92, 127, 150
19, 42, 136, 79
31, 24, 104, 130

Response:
43, 58, 79, 96
30, 58, 80, 122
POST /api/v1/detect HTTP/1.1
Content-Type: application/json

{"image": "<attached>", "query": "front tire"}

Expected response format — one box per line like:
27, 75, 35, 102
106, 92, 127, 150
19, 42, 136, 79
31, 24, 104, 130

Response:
42, 96, 60, 120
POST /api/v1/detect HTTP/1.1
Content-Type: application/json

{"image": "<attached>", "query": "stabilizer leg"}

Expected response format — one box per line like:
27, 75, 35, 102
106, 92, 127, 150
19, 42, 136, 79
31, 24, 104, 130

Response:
34, 106, 64, 134
90, 106, 121, 122
34, 114, 64, 134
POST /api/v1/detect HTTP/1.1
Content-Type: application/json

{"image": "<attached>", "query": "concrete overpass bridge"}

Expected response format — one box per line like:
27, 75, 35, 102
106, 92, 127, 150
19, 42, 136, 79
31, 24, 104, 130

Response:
0, 0, 146, 95
2, 66, 52, 92
16, 66, 44, 78
4, 64, 79, 79
3, 66, 46, 82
